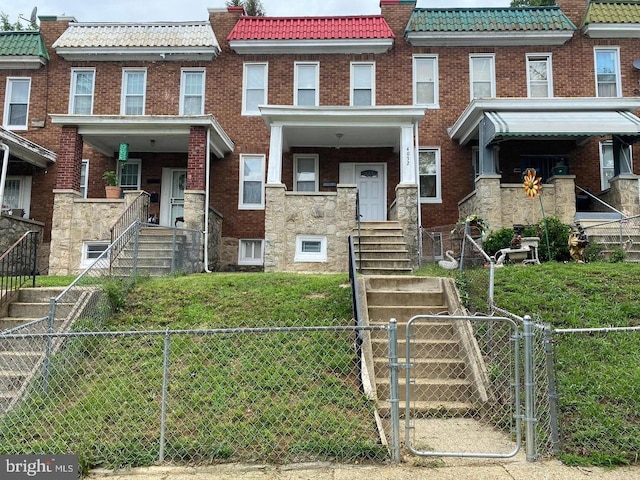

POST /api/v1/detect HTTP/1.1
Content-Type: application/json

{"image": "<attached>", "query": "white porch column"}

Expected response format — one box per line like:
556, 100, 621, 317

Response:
267, 124, 284, 184
400, 125, 417, 184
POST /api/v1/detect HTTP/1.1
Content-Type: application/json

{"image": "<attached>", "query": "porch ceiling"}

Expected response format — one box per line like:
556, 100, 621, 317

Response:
259, 105, 426, 151
0, 126, 56, 168
449, 98, 640, 146
48, 115, 234, 159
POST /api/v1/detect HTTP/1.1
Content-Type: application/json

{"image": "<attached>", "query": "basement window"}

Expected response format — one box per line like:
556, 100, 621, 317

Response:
295, 235, 327, 263
238, 239, 264, 266
81, 242, 109, 269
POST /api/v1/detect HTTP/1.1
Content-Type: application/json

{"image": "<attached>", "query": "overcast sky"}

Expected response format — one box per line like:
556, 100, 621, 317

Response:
4, 0, 512, 24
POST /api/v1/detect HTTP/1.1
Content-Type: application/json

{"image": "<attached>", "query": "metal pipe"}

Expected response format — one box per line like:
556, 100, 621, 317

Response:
159, 328, 170, 462
204, 128, 212, 273
523, 315, 537, 461
388, 318, 400, 464
0, 142, 9, 214
544, 325, 561, 454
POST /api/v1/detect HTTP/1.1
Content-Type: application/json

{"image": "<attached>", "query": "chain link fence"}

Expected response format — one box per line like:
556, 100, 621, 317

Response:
582, 213, 640, 262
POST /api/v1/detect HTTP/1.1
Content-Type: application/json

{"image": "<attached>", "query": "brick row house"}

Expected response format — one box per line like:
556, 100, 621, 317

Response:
1, 0, 640, 275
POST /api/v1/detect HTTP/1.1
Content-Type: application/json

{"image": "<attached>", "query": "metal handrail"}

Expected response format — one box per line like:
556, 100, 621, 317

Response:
355, 189, 362, 274
575, 185, 627, 217
0, 230, 38, 311
110, 191, 150, 246
348, 234, 365, 392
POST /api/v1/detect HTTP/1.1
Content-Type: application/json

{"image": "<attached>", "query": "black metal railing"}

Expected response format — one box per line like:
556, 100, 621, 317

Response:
109, 192, 150, 261
348, 234, 365, 391
0, 231, 38, 311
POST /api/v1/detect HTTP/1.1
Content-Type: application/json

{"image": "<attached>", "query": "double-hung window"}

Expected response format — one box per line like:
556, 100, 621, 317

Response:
594, 47, 621, 98
239, 154, 265, 209
294, 62, 319, 106
526, 54, 553, 98
121, 69, 146, 115
80, 160, 89, 198
70, 69, 95, 114
350, 62, 375, 106
4, 78, 30, 129
180, 69, 205, 115
1, 176, 31, 216
243, 63, 268, 115
419, 148, 441, 203
469, 55, 495, 99
599, 141, 632, 190
293, 154, 319, 192
117, 159, 141, 191
413, 55, 438, 108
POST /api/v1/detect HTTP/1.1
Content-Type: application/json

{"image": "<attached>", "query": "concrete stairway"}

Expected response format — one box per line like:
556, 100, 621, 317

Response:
362, 275, 488, 417
353, 222, 412, 275
113, 227, 187, 276
577, 215, 640, 262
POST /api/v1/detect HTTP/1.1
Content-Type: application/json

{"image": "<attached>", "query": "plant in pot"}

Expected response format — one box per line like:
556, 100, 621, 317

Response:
102, 170, 121, 199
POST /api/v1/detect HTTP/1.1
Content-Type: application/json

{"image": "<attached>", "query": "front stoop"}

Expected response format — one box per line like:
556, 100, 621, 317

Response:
362, 275, 488, 418
353, 222, 412, 275
112, 227, 187, 276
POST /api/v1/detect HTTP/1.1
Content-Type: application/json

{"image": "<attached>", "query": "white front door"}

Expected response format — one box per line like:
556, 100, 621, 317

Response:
160, 168, 187, 227
356, 164, 386, 221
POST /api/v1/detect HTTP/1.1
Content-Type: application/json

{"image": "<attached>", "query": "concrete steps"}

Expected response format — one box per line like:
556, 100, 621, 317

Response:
112, 227, 187, 276
353, 222, 412, 275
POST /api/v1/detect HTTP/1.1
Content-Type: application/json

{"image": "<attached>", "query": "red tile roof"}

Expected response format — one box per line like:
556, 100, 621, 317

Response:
227, 15, 395, 41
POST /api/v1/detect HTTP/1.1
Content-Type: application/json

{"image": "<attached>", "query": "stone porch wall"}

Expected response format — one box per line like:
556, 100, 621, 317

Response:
394, 184, 419, 268
207, 207, 223, 272
264, 184, 357, 273
600, 175, 640, 217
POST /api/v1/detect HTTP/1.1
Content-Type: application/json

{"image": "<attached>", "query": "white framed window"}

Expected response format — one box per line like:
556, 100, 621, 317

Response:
295, 235, 327, 263
419, 148, 441, 203
242, 62, 268, 115
594, 47, 621, 98
180, 68, 205, 115
1, 175, 32, 216
81, 242, 109, 269
526, 54, 553, 98
350, 62, 375, 106
117, 159, 141, 191
413, 55, 438, 108
472, 147, 480, 180
80, 160, 89, 198
293, 154, 319, 192
239, 154, 265, 209
469, 55, 495, 100
294, 62, 319, 106
69, 68, 95, 115
238, 239, 264, 266
3, 78, 31, 129
599, 141, 632, 190
121, 69, 146, 115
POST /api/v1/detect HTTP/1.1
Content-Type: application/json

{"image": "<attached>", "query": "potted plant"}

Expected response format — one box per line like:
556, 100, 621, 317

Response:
102, 170, 121, 199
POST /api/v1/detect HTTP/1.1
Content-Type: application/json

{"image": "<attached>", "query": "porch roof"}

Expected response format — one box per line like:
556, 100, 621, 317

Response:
48, 115, 234, 158
449, 98, 640, 146
0, 126, 56, 168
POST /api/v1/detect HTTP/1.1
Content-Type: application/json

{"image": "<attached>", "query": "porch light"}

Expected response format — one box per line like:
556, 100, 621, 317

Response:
118, 143, 129, 162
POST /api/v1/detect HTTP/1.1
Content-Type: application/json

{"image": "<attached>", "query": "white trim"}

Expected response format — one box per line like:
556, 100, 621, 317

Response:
413, 55, 439, 109
350, 62, 375, 107
69, 68, 96, 115
407, 31, 573, 47
583, 24, 640, 39
356, 163, 387, 221
80, 241, 110, 269
469, 54, 495, 100
594, 47, 621, 98
295, 235, 327, 263
239, 154, 266, 210
80, 159, 89, 198
3, 77, 31, 130
121, 68, 147, 115
242, 62, 268, 116
599, 140, 633, 191
419, 147, 441, 204
238, 239, 264, 266
117, 159, 142, 190
180, 68, 206, 115
294, 61, 319, 107
293, 154, 319, 192
526, 53, 553, 98
229, 38, 393, 55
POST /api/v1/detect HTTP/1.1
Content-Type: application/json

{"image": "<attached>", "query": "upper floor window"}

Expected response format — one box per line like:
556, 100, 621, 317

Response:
243, 63, 268, 115
351, 62, 375, 106
117, 159, 141, 191
239, 154, 265, 209
294, 62, 319, 106
121, 69, 146, 115
180, 69, 205, 115
3, 78, 30, 129
469, 55, 495, 100
413, 55, 438, 108
419, 148, 441, 203
527, 54, 553, 98
595, 48, 621, 98
293, 154, 319, 192
70, 69, 95, 115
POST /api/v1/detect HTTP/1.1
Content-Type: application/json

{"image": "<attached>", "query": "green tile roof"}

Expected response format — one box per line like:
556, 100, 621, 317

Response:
407, 6, 575, 33
584, 0, 640, 25
0, 31, 49, 59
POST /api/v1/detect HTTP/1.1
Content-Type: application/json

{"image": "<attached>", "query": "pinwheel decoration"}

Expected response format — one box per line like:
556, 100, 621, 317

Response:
522, 168, 542, 198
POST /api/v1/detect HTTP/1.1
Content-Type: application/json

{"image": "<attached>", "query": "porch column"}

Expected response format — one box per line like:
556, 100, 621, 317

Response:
187, 127, 207, 191
608, 175, 640, 217
184, 126, 207, 272
400, 125, 416, 184
267, 125, 284, 184
56, 126, 83, 192
479, 117, 498, 175
613, 136, 634, 176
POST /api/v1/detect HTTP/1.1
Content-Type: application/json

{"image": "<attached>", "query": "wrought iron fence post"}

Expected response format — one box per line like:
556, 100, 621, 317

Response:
544, 324, 561, 454
159, 328, 170, 463
523, 315, 537, 461
388, 318, 400, 463
42, 298, 56, 392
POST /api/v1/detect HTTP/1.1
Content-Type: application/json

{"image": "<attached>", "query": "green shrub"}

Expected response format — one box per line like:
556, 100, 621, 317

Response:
482, 228, 514, 256
585, 242, 605, 262
531, 216, 571, 262
609, 247, 626, 263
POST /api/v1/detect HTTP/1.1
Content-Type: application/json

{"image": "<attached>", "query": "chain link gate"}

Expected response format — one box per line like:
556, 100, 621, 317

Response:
392, 315, 530, 460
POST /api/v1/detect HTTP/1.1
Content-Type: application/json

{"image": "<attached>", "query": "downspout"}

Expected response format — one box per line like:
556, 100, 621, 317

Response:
414, 122, 422, 262
0, 142, 9, 214
203, 129, 212, 273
